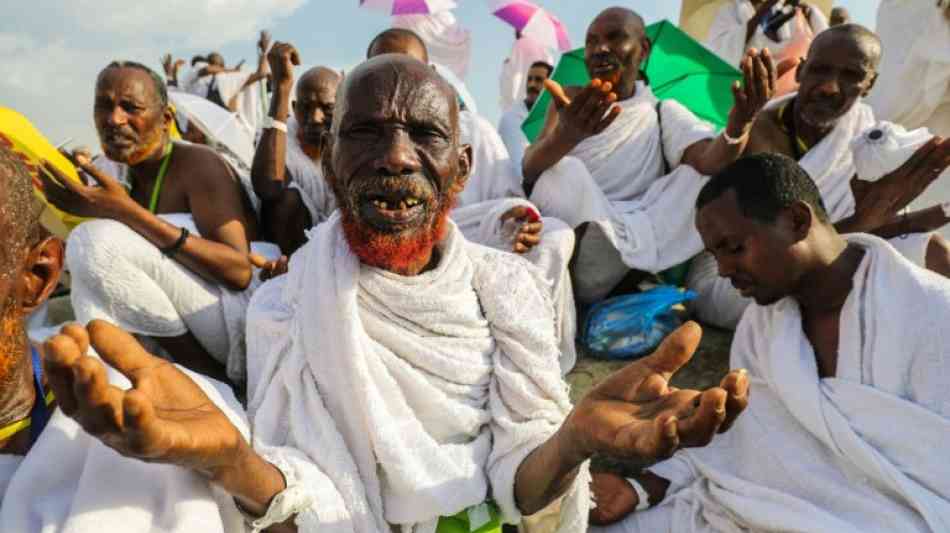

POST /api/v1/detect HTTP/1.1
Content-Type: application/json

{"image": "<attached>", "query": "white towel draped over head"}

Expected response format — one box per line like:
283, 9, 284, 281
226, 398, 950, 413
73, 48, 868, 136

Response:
393, 11, 472, 81
285, 116, 337, 225
245, 215, 589, 533
637, 234, 950, 533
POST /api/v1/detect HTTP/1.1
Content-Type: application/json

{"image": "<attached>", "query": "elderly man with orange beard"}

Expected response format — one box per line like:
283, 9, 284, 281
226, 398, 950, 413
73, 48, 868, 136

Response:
0, 143, 248, 531
41, 55, 750, 533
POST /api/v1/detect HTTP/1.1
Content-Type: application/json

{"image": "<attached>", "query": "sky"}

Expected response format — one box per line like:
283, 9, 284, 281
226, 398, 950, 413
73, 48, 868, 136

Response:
0, 1, 879, 151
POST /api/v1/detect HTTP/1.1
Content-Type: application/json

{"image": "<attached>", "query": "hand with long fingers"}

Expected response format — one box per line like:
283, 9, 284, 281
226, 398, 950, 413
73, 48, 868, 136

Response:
546, 78, 622, 145
43, 321, 246, 473
727, 48, 777, 138
268, 41, 300, 92
250, 253, 289, 281
38, 149, 136, 219
851, 136, 950, 232
561, 322, 750, 463
500, 205, 543, 254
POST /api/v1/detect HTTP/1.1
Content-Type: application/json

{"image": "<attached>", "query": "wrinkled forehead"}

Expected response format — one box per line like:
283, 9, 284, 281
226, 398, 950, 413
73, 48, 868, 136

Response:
96, 67, 158, 103
336, 58, 457, 133
587, 9, 642, 40
807, 33, 876, 69
296, 69, 341, 101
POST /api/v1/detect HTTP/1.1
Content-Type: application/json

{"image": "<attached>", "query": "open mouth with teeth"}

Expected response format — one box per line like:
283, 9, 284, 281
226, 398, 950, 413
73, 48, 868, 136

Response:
358, 190, 429, 231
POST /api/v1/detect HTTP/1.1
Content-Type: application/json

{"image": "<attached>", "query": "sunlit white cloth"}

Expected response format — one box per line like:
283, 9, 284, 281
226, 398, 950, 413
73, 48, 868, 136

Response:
602, 233, 950, 533
245, 216, 589, 533
497, 100, 531, 180
393, 10, 471, 81
499, 36, 555, 113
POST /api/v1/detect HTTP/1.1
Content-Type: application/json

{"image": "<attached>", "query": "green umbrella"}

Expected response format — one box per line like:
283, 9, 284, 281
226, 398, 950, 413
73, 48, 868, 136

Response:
521, 19, 741, 142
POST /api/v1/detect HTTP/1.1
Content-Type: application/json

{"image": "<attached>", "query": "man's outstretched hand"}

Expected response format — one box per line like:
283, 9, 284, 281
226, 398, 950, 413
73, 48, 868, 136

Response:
500, 205, 543, 254
561, 321, 749, 464
43, 321, 245, 474
546, 78, 621, 145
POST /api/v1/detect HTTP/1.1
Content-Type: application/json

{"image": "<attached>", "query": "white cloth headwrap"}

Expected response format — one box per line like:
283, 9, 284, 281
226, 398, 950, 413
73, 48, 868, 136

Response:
285, 116, 337, 225
246, 215, 589, 532
633, 234, 950, 533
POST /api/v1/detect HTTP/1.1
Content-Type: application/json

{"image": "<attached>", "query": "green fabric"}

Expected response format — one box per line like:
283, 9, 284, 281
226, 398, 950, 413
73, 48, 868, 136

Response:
436, 502, 502, 533
521, 20, 742, 142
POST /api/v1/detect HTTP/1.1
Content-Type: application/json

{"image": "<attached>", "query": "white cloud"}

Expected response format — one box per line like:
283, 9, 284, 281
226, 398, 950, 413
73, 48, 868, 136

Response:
1, 1, 307, 149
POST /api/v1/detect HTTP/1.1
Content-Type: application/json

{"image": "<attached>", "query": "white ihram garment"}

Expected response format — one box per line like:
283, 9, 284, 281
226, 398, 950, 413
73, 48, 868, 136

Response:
286, 116, 337, 225
500, 36, 554, 113
529, 83, 715, 303
497, 100, 531, 179
67, 214, 279, 384
688, 94, 937, 329
0, 341, 248, 532
453, 109, 577, 373
393, 11, 472, 81
601, 234, 950, 533
705, 0, 829, 68
245, 216, 590, 533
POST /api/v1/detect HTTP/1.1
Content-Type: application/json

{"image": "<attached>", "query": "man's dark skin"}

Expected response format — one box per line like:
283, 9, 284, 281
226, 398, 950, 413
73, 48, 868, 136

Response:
41, 56, 749, 532
252, 39, 341, 255
522, 6, 775, 195
0, 146, 65, 458
38, 64, 258, 380
744, 25, 950, 276
524, 62, 551, 110
829, 6, 850, 27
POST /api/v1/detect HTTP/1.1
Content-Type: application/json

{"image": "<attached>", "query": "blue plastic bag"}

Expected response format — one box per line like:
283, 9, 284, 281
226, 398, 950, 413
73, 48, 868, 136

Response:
581, 286, 697, 360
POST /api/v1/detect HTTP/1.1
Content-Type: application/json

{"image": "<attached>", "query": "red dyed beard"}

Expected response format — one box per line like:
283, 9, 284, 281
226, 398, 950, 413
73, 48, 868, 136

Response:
0, 299, 25, 392
339, 194, 456, 276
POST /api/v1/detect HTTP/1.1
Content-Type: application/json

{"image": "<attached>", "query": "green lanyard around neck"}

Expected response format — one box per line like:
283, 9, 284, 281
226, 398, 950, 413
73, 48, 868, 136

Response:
148, 142, 174, 214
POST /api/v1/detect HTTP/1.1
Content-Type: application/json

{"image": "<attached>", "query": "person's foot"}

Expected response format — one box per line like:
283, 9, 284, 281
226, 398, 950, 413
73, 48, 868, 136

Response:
589, 471, 639, 526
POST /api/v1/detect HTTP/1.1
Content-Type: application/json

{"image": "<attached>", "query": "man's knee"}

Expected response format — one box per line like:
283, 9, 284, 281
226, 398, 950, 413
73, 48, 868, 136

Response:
926, 233, 950, 278
66, 219, 139, 275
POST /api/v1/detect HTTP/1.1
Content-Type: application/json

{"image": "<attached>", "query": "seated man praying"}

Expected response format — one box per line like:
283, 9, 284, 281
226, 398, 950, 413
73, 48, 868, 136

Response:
42, 55, 749, 533
591, 153, 950, 533
40, 61, 270, 386
687, 23, 950, 329
0, 142, 248, 532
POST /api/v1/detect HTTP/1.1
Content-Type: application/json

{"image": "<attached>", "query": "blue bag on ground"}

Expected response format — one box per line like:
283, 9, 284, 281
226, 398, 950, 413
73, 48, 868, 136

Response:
581, 286, 697, 360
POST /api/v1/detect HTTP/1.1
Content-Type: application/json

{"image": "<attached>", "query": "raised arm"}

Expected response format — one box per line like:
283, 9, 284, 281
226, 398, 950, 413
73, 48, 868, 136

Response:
680, 48, 776, 176
251, 41, 299, 202
227, 31, 273, 112
522, 79, 620, 196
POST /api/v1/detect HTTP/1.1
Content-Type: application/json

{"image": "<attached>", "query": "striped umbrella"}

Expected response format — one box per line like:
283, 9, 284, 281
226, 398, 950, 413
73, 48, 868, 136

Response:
359, 0, 457, 15
489, 0, 571, 51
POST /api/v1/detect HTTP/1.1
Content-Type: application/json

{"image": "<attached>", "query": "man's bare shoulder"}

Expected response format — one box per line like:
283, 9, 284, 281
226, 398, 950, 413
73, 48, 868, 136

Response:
171, 142, 236, 186
746, 107, 793, 157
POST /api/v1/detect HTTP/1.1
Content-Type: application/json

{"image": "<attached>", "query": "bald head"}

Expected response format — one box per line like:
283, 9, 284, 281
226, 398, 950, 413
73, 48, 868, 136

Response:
591, 7, 645, 38
366, 28, 429, 64
830, 7, 850, 26
810, 23, 882, 68
293, 66, 342, 147
584, 6, 649, 98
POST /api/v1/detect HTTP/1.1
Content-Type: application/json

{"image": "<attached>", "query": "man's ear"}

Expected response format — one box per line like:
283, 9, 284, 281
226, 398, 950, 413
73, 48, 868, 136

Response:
786, 201, 814, 242
862, 71, 879, 97
16, 237, 64, 316
320, 131, 337, 189
795, 57, 807, 83
449, 144, 473, 196
639, 36, 652, 66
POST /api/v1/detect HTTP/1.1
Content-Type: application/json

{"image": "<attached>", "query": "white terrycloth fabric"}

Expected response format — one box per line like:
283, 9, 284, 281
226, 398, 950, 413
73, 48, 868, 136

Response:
393, 11, 471, 81
0, 342, 249, 532
244, 215, 590, 533
497, 100, 531, 180
603, 233, 950, 533
530, 84, 715, 300
705, 0, 829, 68
851, 121, 934, 182
67, 214, 279, 384
285, 116, 337, 225
500, 36, 555, 113
210, 70, 268, 134
688, 94, 939, 329
455, 110, 576, 373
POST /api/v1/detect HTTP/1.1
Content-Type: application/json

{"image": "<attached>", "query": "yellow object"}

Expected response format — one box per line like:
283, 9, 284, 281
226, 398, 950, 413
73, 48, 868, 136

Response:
0, 107, 89, 238
0, 391, 55, 443
679, 0, 834, 43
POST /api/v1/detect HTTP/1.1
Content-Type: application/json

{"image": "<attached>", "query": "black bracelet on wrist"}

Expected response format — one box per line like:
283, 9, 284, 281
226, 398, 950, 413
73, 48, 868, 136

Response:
161, 227, 190, 258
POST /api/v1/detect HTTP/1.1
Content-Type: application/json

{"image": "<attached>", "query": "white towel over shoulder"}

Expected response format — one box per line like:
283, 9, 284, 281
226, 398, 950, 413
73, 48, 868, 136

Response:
245, 215, 589, 533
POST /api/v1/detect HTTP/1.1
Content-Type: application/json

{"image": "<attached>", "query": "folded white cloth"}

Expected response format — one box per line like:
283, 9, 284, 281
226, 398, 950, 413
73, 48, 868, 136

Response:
393, 11, 472, 81
67, 214, 279, 384
210, 70, 268, 134
606, 233, 950, 533
497, 100, 531, 179
245, 215, 589, 533
705, 0, 829, 68
0, 338, 249, 532
285, 116, 337, 225
852, 121, 934, 182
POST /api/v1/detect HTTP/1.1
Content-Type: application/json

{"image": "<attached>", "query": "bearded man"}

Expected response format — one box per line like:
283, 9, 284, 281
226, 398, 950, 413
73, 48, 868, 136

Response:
522, 6, 775, 305
0, 142, 248, 531
251, 40, 342, 254
40, 61, 273, 386
367, 29, 578, 372
687, 24, 950, 329
42, 55, 749, 533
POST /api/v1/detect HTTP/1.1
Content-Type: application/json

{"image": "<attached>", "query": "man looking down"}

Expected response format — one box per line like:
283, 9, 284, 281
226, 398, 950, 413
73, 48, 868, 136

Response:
41, 55, 749, 533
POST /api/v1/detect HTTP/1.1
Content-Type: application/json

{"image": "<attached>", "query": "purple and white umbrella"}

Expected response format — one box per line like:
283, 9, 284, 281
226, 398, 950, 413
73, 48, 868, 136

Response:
488, 0, 571, 52
359, 0, 457, 15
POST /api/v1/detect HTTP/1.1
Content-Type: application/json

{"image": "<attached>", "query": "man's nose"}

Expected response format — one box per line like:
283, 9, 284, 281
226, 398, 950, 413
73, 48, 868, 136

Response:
107, 106, 128, 127
814, 76, 841, 97
716, 256, 736, 278
375, 129, 420, 176
310, 107, 325, 124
